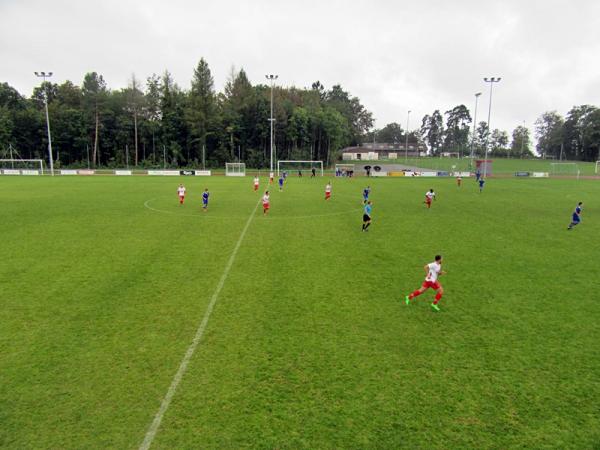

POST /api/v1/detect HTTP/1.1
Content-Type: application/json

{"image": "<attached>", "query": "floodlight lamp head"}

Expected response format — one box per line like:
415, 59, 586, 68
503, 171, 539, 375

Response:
48, 72, 53, 77
475, 92, 482, 97
34, 71, 40, 76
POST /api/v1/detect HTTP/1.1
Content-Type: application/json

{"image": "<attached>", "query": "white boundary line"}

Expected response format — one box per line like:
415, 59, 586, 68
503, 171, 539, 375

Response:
139, 198, 261, 450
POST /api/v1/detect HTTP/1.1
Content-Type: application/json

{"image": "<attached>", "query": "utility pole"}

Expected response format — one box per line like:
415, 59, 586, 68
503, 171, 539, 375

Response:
470, 92, 482, 162
404, 110, 411, 162
34, 71, 54, 176
483, 77, 501, 178
265, 74, 278, 173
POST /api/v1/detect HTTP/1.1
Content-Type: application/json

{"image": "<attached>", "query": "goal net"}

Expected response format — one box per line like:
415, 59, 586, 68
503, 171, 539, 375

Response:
335, 164, 355, 177
225, 162, 246, 177
550, 162, 579, 175
277, 160, 323, 176
0, 159, 44, 175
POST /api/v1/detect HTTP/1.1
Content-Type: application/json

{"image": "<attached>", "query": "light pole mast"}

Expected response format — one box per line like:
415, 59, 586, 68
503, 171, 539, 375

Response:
470, 92, 482, 161
35, 71, 54, 176
520, 120, 526, 158
404, 110, 411, 162
483, 77, 501, 178
265, 74, 278, 173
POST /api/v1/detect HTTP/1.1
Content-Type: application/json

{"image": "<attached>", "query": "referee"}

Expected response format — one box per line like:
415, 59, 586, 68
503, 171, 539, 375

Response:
362, 201, 372, 232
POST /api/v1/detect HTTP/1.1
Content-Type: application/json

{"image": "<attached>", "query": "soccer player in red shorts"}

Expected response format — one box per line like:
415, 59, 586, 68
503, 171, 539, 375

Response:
177, 184, 186, 205
325, 182, 332, 200
262, 190, 270, 215
405, 255, 446, 311
424, 189, 436, 208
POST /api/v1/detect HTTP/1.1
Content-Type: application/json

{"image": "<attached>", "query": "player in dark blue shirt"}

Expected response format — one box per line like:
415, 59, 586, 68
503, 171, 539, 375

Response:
567, 202, 583, 230
278, 175, 284, 191
202, 188, 210, 212
363, 186, 371, 204
478, 178, 485, 193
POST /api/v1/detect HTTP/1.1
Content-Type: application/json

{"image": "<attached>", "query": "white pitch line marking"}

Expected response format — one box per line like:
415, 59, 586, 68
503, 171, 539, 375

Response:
139, 198, 261, 450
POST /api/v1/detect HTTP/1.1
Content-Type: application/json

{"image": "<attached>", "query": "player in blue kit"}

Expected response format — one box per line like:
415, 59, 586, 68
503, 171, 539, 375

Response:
567, 202, 583, 230
363, 186, 371, 204
278, 175, 284, 191
478, 178, 485, 193
362, 201, 372, 232
202, 188, 209, 212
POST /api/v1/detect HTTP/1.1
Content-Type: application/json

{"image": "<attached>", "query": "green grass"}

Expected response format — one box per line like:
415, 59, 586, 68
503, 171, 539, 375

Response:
1, 175, 599, 449
378, 157, 599, 175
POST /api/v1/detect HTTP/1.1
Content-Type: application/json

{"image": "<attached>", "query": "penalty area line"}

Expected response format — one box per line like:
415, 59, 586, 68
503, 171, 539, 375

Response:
139, 198, 261, 450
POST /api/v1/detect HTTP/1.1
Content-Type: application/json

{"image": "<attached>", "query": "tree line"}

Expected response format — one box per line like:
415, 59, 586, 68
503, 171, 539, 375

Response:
0, 60, 373, 169
0, 58, 599, 167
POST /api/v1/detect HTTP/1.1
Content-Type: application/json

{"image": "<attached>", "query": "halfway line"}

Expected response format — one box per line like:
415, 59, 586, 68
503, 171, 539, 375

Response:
139, 198, 261, 450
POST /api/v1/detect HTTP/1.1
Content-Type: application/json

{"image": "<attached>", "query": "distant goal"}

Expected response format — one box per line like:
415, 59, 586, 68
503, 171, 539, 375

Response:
277, 160, 323, 176
225, 163, 246, 177
550, 163, 579, 176
0, 159, 44, 175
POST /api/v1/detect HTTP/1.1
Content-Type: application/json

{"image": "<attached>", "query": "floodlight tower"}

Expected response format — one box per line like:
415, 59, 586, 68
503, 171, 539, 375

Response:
35, 71, 54, 176
469, 92, 482, 160
404, 110, 411, 162
265, 74, 278, 173
483, 77, 501, 177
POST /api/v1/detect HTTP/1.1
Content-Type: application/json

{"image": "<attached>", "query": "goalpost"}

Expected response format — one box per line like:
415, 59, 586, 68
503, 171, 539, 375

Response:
0, 159, 44, 175
550, 162, 579, 176
334, 163, 355, 177
277, 160, 323, 176
225, 162, 246, 177
596, 161, 600, 174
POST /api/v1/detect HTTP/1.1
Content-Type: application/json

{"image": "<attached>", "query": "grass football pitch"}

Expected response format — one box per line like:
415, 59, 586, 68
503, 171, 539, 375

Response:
1, 175, 599, 449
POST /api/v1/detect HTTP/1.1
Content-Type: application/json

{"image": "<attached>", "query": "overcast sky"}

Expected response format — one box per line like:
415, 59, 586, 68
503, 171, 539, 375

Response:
2, 0, 600, 138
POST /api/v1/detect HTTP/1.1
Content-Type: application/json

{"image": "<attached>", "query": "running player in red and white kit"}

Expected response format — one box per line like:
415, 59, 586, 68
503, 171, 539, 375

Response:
405, 255, 446, 311
262, 190, 270, 215
424, 189, 436, 208
177, 184, 186, 205
325, 182, 332, 200
456, 175, 462, 187
253, 176, 260, 191
269, 172, 274, 184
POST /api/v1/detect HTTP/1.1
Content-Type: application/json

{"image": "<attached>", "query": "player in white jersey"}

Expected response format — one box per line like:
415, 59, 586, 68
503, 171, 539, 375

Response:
253, 176, 260, 191
325, 182, 332, 200
262, 191, 270, 215
424, 189, 436, 209
177, 184, 186, 205
405, 255, 446, 311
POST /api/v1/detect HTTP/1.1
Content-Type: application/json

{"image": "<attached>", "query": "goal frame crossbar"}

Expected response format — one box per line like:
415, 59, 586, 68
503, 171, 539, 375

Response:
0, 159, 44, 175
277, 160, 323, 176
225, 162, 246, 177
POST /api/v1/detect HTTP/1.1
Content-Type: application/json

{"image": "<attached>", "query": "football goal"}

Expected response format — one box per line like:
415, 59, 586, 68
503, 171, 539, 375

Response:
0, 159, 44, 175
335, 164, 355, 177
550, 162, 579, 176
277, 160, 323, 176
225, 162, 246, 177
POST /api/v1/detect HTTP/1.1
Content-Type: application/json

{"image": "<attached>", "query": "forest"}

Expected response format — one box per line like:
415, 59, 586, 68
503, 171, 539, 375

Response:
1, 58, 599, 168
